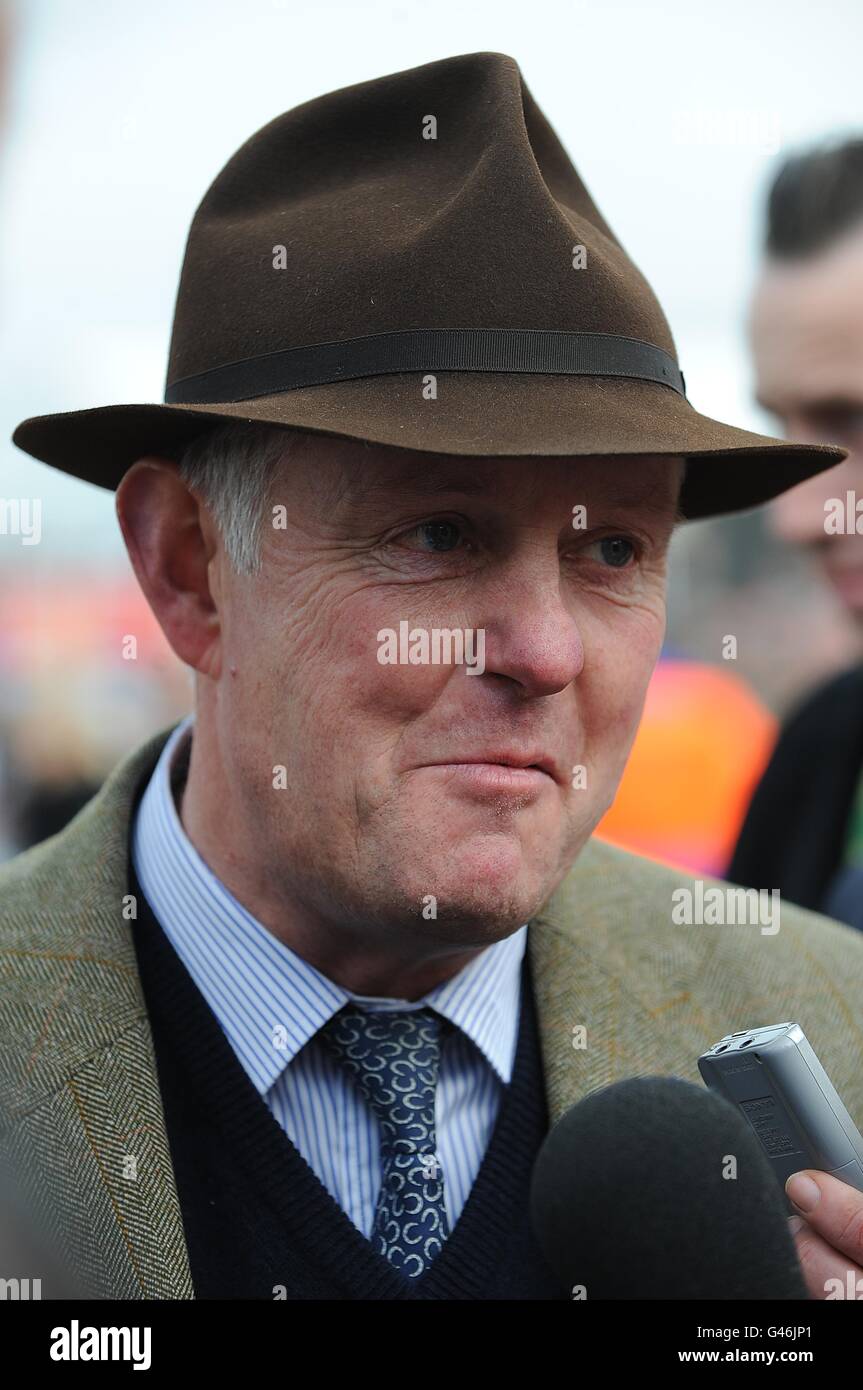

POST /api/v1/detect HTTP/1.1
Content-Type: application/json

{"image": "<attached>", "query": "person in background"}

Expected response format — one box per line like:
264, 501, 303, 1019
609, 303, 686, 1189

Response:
729, 138, 863, 927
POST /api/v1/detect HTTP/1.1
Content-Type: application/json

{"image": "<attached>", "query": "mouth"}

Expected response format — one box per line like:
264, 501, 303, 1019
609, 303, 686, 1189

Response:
419, 753, 559, 789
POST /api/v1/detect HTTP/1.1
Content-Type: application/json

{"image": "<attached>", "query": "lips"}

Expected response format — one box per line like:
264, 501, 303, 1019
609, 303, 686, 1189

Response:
424, 752, 559, 783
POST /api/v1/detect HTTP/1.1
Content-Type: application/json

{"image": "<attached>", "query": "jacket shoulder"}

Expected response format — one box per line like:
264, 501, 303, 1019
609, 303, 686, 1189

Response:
530, 838, 863, 1132
0, 725, 174, 926
0, 725, 176, 1115
545, 835, 863, 986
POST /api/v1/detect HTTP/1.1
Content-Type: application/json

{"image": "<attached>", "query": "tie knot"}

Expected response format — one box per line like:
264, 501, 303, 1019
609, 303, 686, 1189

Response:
318, 1006, 447, 1152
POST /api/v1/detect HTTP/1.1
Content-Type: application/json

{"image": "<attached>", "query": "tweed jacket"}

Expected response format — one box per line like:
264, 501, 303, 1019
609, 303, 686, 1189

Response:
3, 724, 863, 1299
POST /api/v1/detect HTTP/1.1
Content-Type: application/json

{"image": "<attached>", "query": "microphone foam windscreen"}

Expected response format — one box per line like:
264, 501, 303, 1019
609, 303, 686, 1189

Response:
530, 1075, 808, 1299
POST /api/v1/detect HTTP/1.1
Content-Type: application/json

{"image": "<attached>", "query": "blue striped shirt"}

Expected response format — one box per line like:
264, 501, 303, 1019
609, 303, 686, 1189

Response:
131, 716, 526, 1238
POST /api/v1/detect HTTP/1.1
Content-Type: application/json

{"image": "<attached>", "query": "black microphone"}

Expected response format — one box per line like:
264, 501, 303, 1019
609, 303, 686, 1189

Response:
530, 1076, 809, 1299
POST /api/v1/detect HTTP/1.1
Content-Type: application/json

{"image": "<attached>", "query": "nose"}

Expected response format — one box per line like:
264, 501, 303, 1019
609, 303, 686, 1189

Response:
473, 573, 585, 698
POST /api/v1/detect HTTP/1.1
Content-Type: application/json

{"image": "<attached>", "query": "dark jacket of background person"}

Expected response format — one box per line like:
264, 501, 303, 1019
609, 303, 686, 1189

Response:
728, 664, 863, 927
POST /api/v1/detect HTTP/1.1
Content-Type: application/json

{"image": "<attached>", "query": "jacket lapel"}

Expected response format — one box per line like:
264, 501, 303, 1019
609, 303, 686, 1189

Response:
527, 854, 708, 1130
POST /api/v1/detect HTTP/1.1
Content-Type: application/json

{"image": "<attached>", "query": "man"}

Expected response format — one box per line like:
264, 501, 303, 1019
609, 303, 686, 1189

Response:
730, 139, 863, 928
2, 52, 862, 1301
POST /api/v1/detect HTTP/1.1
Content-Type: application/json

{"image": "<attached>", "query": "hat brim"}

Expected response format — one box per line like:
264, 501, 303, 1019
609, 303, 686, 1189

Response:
11, 373, 846, 521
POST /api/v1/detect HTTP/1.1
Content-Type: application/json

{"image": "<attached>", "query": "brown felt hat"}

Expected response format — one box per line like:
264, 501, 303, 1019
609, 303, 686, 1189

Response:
11, 50, 846, 519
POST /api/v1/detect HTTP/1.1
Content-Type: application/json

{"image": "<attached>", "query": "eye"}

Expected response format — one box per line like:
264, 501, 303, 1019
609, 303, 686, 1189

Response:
586, 535, 637, 568
400, 519, 467, 553
816, 408, 863, 444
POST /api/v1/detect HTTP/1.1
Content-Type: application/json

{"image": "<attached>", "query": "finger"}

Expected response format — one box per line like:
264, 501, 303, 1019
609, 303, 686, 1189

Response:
789, 1217, 863, 1300
786, 1170, 863, 1266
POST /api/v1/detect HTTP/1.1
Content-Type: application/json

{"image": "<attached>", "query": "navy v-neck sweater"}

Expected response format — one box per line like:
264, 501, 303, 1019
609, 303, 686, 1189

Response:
130, 863, 567, 1300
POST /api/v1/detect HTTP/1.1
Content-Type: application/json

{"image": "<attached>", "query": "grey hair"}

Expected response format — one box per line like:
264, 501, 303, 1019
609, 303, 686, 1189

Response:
176, 421, 296, 575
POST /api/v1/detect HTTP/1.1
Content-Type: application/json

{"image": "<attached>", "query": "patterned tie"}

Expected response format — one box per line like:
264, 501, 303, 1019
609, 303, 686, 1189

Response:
318, 1005, 451, 1278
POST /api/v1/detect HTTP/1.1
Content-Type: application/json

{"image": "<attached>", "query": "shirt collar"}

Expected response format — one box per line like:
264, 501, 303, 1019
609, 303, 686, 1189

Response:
132, 716, 526, 1096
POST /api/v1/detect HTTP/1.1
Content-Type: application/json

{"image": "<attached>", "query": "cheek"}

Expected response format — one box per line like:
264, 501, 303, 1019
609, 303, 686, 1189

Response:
580, 605, 666, 753
252, 595, 453, 771
328, 596, 457, 714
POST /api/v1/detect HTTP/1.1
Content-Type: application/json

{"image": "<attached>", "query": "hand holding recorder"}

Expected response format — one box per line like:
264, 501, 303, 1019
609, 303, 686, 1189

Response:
700, 1022, 863, 1300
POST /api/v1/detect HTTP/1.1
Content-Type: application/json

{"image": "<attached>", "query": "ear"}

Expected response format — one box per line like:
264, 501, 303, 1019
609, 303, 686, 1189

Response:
116, 457, 224, 678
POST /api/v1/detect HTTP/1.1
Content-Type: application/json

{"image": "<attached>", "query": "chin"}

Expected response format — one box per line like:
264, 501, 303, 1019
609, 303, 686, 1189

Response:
411, 895, 534, 945
393, 843, 554, 936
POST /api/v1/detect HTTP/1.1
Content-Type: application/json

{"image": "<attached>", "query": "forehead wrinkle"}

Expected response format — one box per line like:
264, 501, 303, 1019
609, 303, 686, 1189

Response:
356, 457, 498, 500
573, 462, 685, 515
599, 486, 683, 517
375, 472, 492, 498
302, 449, 490, 517
314, 447, 683, 524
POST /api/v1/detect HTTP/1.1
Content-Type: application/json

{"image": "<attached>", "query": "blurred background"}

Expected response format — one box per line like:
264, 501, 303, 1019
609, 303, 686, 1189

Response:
1, 0, 861, 872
